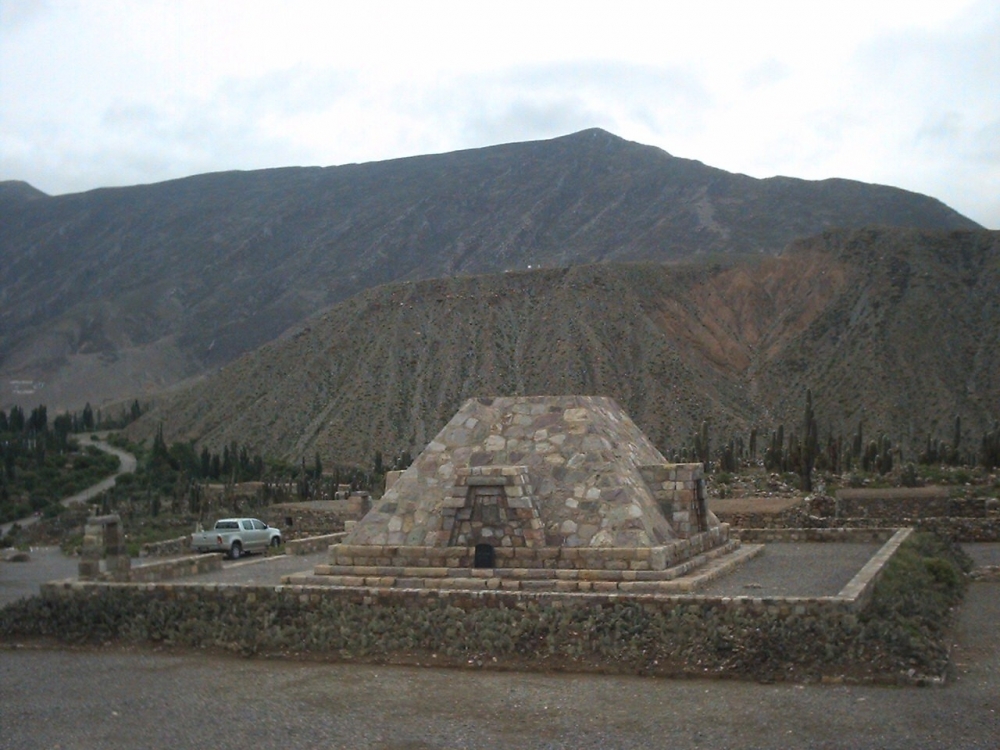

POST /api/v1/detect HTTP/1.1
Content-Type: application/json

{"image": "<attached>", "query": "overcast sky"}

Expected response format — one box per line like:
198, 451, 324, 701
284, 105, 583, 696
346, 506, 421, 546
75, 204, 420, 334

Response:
2, 0, 997, 227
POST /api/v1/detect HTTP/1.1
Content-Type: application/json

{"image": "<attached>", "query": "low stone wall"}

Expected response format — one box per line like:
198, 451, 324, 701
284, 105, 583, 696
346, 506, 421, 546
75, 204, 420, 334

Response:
735, 528, 897, 544
829, 488, 991, 520
284, 532, 347, 556
261, 499, 368, 537
714, 507, 812, 529
141, 535, 192, 557
719, 509, 1000, 542
143, 530, 352, 558
914, 517, 1000, 542
835, 528, 912, 610
127, 554, 224, 583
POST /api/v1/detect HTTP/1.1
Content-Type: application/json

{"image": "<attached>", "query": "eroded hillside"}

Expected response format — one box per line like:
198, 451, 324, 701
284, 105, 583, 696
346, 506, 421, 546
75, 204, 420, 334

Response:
132, 228, 1000, 465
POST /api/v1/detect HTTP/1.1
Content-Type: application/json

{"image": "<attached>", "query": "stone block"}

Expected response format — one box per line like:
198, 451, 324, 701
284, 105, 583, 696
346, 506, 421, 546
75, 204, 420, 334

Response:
77, 560, 101, 579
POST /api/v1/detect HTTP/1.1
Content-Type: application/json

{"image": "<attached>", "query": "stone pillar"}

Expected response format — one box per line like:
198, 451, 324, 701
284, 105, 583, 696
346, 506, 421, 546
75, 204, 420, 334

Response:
639, 462, 709, 538
384, 470, 403, 493
78, 514, 131, 582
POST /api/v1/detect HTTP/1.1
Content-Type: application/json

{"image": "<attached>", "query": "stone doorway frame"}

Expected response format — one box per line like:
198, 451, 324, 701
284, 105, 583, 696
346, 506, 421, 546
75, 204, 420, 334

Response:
442, 465, 545, 549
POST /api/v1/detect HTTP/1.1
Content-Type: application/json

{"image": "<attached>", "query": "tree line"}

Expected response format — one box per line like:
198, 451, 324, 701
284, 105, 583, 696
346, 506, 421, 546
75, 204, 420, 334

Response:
669, 390, 1000, 491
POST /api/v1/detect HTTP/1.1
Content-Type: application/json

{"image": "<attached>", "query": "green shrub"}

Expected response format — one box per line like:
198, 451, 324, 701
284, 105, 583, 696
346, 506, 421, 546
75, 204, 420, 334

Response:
41, 503, 66, 519
865, 532, 969, 629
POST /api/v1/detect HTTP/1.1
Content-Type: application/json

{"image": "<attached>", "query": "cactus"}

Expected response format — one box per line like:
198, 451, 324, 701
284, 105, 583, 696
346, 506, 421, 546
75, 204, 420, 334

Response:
952, 415, 962, 464
800, 389, 818, 492
691, 420, 710, 471
852, 419, 864, 462
764, 426, 783, 471
874, 434, 893, 475
980, 422, 1000, 470
720, 440, 736, 473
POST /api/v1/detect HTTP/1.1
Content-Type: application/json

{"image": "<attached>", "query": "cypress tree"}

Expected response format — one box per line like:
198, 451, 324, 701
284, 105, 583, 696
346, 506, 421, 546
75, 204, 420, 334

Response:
9, 405, 24, 432
82, 403, 94, 431
200, 446, 211, 478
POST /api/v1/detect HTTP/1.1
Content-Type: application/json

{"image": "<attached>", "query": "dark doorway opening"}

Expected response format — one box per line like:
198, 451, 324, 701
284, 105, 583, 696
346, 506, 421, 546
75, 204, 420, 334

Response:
474, 543, 495, 569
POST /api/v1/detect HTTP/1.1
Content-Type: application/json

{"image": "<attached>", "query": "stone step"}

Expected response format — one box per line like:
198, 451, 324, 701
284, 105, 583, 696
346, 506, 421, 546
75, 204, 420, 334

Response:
282, 541, 760, 593
309, 539, 741, 583
616, 544, 763, 593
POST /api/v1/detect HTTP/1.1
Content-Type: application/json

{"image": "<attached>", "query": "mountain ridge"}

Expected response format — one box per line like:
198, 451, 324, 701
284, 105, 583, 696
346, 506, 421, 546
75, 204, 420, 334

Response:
0, 129, 980, 411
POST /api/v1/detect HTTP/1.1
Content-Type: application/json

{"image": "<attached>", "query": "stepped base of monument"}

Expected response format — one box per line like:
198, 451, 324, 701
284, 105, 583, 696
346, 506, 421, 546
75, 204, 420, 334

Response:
282, 540, 763, 594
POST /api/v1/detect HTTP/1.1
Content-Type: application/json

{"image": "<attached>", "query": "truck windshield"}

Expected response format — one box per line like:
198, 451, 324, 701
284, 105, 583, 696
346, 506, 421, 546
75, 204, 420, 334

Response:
215, 521, 239, 530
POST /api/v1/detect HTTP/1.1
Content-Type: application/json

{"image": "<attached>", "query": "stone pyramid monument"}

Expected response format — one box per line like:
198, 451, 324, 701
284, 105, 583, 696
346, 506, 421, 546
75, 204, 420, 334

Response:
300, 396, 742, 591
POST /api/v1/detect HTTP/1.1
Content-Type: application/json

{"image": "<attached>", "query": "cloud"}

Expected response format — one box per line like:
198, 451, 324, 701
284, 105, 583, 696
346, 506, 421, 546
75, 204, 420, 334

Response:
742, 59, 791, 90
0, 0, 996, 227
426, 61, 712, 153
0, 0, 50, 30
843, 1, 1000, 225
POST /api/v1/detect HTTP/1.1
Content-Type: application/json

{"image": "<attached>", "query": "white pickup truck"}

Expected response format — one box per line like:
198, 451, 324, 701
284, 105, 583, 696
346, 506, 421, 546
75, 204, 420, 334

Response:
191, 518, 282, 559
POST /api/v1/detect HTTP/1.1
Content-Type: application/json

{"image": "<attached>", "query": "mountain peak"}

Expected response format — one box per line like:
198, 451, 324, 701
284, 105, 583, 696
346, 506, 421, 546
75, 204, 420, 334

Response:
0, 180, 48, 203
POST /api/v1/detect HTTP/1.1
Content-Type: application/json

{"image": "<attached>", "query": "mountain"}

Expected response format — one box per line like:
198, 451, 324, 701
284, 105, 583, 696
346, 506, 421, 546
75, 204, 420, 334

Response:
0, 129, 980, 411
0, 181, 48, 203
131, 227, 1000, 466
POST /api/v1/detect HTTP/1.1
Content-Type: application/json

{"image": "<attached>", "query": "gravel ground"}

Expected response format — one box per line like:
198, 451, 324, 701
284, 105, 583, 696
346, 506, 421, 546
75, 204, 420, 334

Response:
0, 547, 78, 607
2, 582, 998, 749
3, 544, 999, 747
0, 549, 326, 607
698, 542, 882, 597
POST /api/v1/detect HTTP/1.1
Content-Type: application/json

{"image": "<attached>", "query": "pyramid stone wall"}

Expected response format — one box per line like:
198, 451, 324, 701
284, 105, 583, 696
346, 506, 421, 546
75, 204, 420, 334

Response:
330, 396, 726, 573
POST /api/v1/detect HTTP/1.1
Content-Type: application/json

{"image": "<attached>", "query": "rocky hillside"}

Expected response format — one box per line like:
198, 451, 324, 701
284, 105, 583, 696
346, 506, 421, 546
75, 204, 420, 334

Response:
0, 129, 979, 411
131, 228, 1000, 466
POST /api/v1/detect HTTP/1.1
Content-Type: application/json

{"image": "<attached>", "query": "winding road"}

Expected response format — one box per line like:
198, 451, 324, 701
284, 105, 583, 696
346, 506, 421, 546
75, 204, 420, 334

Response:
0, 433, 136, 537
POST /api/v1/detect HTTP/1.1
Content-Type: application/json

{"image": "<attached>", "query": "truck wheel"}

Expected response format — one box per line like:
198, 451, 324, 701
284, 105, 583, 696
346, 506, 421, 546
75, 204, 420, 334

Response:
229, 542, 242, 559
270, 536, 281, 548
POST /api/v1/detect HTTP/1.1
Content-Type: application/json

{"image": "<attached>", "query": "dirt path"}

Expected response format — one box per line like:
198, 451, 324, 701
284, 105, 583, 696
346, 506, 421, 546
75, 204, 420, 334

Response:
0, 433, 136, 538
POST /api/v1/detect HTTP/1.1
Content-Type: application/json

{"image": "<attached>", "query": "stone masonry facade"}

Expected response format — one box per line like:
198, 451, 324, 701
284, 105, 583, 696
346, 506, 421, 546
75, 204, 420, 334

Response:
323, 396, 729, 583
345, 396, 719, 549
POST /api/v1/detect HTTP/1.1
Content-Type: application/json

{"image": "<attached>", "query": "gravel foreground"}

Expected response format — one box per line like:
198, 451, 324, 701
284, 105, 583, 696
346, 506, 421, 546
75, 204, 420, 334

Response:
2, 581, 997, 750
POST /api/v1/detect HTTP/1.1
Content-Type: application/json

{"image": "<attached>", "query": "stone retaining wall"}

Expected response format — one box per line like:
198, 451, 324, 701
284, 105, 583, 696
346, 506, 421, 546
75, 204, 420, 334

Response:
714, 508, 811, 529
261, 501, 366, 536
4, 529, 932, 682
23, 530, 923, 683
824, 490, 992, 520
